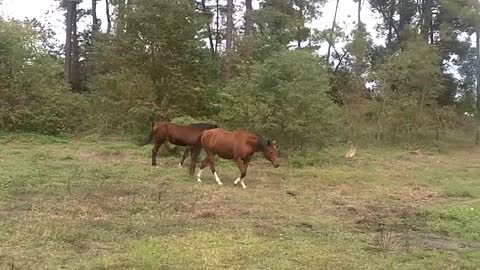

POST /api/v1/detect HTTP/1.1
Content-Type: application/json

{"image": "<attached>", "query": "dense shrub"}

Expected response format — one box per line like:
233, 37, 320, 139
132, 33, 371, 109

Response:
362, 38, 470, 144
85, 72, 158, 135
0, 19, 86, 135
218, 50, 340, 149
0, 15, 476, 150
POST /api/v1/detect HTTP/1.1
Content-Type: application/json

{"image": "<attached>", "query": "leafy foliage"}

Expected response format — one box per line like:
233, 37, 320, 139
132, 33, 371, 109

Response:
374, 37, 444, 106
86, 0, 221, 135
0, 0, 478, 149
0, 19, 85, 135
369, 38, 469, 142
220, 50, 339, 148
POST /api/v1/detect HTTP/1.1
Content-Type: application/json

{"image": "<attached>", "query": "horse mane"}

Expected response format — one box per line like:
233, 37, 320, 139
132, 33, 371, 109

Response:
255, 134, 270, 152
188, 123, 218, 129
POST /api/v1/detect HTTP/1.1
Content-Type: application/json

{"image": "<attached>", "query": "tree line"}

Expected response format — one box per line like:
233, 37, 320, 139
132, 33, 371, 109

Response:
0, 0, 479, 149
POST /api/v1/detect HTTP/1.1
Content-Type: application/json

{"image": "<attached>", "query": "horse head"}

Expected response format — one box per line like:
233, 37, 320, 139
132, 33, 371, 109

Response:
262, 139, 280, 168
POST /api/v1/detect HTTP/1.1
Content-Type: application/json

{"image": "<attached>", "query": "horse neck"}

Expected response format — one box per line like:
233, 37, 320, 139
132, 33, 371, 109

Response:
253, 135, 268, 153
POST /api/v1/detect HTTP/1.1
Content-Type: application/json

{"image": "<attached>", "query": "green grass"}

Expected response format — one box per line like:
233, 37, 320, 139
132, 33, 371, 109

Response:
425, 203, 480, 242
461, 250, 480, 270
0, 133, 479, 269
95, 227, 458, 270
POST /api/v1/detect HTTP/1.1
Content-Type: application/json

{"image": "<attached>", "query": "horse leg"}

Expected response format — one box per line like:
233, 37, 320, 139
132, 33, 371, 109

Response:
179, 146, 191, 168
233, 158, 244, 186
196, 157, 209, 182
234, 156, 251, 189
206, 152, 222, 185
151, 139, 165, 166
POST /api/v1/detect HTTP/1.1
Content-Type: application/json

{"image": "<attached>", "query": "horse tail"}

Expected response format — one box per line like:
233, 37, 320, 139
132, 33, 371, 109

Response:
189, 134, 203, 176
138, 121, 155, 146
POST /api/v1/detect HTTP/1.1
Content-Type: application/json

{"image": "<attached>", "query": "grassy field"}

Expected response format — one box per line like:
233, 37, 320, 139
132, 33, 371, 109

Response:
1, 133, 479, 269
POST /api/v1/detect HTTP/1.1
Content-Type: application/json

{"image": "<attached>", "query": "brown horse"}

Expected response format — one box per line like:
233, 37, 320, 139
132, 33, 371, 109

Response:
141, 122, 219, 166
189, 128, 280, 188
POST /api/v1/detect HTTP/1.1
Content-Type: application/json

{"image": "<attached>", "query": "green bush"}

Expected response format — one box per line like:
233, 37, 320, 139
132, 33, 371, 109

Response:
0, 19, 87, 136
10, 91, 87, 136
85, 72, 158, 136
346, 37, 474, 145
219, 49, 339, 149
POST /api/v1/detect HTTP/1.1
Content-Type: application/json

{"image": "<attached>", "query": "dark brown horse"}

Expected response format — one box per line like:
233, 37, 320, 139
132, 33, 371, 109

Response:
141, 122, 219, 167
189, 128, 280, 188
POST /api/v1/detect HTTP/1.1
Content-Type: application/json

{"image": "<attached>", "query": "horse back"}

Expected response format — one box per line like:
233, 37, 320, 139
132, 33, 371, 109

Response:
201, 129, 257, 159
152, 122, 205, 145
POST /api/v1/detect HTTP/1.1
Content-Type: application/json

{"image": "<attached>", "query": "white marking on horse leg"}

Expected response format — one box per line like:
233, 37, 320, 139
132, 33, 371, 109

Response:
214, 172, 223, 185
240, 178, 247, 189
178, 163, 182, 168
234, 177, 241, 185
197, 168, 204, 182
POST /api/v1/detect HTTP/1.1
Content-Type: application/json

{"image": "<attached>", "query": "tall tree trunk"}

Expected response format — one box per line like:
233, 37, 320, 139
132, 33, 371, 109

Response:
422, 0, 432, 43
115, 0, 126, 35
201, 0, 215, 55
92, 0, 99, 33
222, 0, 234, 80
327, 0, 340, 64
476, 28, 480, 113
106, 0, 112, 34
225, 0, 233, 50
123, 0, 135, 32
71, 5, 80, 91
125, 0, 134, 34
357, 0, 362, 27
398, 0, 407, 32
387, 0, 395, 46
297, 8, 303, 48
429, 9, 434, 44
64, 1, 74, 82
245, 0, 253, 35
387, 25, 392, 45
64, 0, 79, 90
215, 0, 220, 53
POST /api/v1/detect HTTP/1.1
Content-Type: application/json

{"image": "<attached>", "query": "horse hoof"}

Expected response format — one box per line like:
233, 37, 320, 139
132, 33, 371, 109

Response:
217, 182, 223, 186
178, 163, 183, 169
197, 178, 202, 183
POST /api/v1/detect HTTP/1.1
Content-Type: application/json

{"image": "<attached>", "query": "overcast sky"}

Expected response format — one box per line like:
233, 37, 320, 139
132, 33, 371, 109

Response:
1, 0, 383, 54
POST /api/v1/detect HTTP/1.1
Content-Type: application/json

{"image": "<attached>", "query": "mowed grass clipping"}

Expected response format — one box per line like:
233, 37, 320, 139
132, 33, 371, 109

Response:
0, 134, 480, 269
